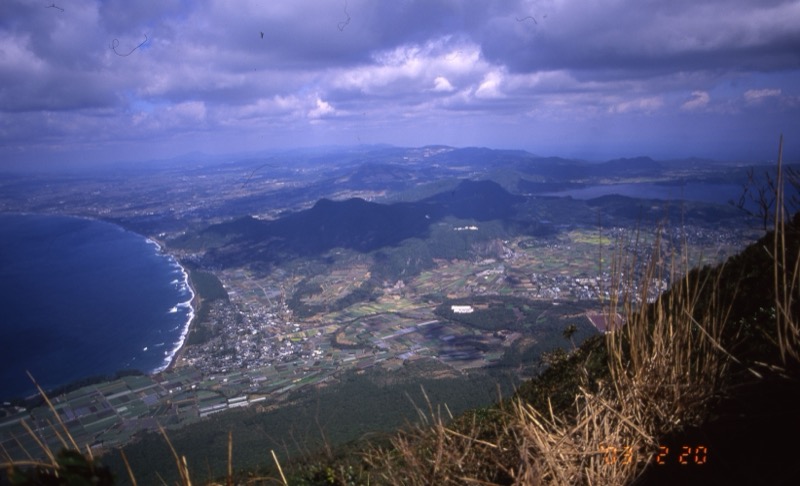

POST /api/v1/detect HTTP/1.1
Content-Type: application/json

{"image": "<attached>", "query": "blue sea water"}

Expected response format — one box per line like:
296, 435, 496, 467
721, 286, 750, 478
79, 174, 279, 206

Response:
0, 214, 193, 401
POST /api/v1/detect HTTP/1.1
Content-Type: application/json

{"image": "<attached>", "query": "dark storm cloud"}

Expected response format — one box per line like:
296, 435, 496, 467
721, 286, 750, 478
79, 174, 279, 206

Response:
479, 0, 800, 77
98, 0, 186, 33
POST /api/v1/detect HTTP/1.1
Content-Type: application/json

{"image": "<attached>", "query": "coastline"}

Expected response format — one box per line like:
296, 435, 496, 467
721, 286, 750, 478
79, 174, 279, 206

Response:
0, 215, 197, 401
164, 262, 200, 372
146, 237, 198, 373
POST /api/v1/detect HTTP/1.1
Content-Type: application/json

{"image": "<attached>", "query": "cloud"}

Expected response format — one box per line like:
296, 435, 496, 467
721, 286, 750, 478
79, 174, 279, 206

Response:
0, 0, 798, 164
744, 88, 782, 104
168, 101, 206, 121
681, 91, 711, 111
475, 71, 504, 99
609, 96, 664, 115
477, 0, 800, 94
308, 97, 335, 119
433, 76, 455, 92
330, 37, 485, 99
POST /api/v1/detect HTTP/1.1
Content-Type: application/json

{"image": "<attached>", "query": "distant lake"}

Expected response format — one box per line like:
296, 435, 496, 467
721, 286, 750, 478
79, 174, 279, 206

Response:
0, 214, 192, 401
543, 182, 745, 206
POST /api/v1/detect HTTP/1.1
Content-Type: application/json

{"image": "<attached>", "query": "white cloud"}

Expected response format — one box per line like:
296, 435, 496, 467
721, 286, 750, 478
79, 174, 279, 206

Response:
0, 32, 47, 77
169, 101, 206, 121
433, 76, 455, 92
308, 97, 335, 119
744, 88, 782, 104
475, 71, 504, 99
681, 91, 711, 111
441, 46, 483, 74
331, 38, 486, 98
609, 96, 664, 114
232, 96, 305, 121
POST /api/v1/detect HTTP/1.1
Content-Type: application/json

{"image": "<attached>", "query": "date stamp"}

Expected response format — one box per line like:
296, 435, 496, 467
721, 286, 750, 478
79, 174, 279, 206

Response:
655, 445, 708, 465
600, 444, 708, 465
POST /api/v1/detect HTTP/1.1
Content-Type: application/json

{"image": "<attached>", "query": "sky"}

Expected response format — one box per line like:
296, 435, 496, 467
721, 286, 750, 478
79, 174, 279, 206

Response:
1, 0, 799, 168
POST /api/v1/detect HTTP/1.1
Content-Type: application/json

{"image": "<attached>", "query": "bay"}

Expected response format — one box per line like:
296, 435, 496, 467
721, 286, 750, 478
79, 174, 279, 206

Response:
0, 213, 192, 401
542, 182, 744, 205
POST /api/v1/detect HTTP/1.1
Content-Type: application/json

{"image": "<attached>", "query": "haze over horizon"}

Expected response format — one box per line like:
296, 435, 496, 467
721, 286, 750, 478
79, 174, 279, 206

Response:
1, 0, 799, 169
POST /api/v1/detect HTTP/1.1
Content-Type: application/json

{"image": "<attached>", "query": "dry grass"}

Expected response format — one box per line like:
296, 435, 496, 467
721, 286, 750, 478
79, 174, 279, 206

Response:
604, 231, 735, 438
363, 377, 657, 485
511, 225, 736, 485
513, 388, 652, 486
363, 389, 513, 485
772, 135, 800, 363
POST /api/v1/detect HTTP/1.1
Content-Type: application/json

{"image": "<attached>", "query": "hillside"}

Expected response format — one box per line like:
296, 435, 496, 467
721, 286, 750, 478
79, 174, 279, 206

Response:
5, 212, 797, 485
633, 214, 800, 484
275, 213, 800, 485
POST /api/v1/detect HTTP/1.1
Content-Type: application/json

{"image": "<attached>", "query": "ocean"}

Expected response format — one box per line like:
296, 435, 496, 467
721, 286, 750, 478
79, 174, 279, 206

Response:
0, 213, 193, 401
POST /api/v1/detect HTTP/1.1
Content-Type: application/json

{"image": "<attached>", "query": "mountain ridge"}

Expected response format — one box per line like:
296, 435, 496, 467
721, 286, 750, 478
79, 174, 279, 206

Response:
193, 179, 524, 267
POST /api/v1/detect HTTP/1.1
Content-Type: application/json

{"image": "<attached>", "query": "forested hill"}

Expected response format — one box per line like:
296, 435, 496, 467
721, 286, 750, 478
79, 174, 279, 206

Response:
187, 179, 523, 264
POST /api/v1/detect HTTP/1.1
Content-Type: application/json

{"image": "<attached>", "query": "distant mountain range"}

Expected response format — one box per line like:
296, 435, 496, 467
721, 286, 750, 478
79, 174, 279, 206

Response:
103, 144, 780, 237
179, 172, 749, 274
147, 143, 792, 274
